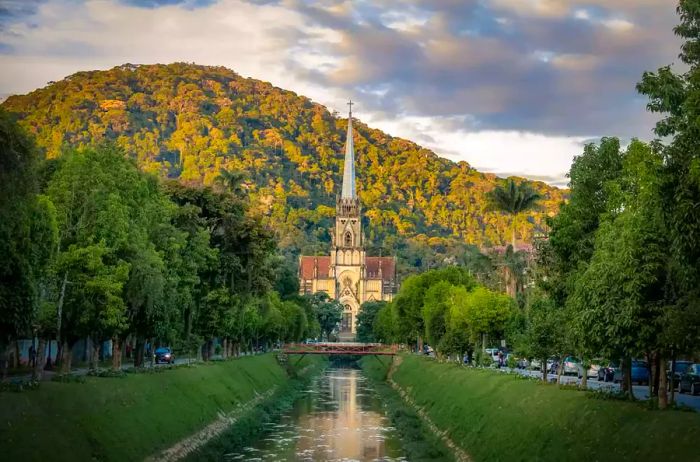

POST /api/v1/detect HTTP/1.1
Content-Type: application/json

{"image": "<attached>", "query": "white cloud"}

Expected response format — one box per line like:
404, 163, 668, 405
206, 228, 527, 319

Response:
0, 0, 680, 187
365, 114, 583, 186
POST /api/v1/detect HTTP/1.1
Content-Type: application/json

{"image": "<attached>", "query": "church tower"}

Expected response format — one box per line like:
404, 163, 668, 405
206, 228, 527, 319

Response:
298, 100, 397, 339
330, 102, 366, 336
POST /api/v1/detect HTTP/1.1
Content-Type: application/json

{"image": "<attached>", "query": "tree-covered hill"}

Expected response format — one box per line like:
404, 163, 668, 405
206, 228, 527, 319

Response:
1, 63, 565, 264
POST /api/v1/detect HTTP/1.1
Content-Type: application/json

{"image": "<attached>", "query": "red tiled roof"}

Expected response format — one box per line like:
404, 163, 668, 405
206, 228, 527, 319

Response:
299, 255, 396, 281
366, 257, 396, 281
299, 256, 331, 279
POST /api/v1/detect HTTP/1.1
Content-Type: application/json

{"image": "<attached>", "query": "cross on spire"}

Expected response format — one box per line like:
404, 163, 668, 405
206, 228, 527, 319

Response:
347, 99, 354, 117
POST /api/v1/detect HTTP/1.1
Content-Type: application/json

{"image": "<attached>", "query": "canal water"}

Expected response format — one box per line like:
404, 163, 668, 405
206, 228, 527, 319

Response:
224, 367, 407, 461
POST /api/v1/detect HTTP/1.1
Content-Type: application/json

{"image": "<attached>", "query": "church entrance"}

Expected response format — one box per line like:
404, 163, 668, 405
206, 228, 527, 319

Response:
340, 305, 353, 333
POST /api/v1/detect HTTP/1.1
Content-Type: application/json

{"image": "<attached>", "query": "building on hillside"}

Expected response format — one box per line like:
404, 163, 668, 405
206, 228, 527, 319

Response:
298, 102, 397, 339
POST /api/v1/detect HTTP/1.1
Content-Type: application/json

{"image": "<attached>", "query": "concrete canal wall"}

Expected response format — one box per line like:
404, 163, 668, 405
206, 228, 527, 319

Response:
0, 354, 324, 462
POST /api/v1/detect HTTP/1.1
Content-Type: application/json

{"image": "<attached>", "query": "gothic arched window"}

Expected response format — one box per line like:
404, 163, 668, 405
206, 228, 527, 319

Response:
344, 231, 352, 247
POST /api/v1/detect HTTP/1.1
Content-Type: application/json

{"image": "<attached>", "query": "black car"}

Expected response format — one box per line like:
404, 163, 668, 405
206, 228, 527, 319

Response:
667, 361, 692, 390
155, 347, 175, 364
678, 363, 700, 395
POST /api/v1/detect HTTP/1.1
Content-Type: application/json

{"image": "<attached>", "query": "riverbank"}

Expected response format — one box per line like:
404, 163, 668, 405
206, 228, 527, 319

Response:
0, 354, 325, 461
370, 354, 700, 462
361, 357, 455, 461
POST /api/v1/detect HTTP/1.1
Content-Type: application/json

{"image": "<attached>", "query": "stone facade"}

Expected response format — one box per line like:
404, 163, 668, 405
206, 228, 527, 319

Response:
299, 104, 397, 337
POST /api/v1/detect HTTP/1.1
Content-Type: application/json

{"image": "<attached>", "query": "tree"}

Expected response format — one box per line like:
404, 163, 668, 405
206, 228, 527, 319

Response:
523, 292, 563, 382
0, 111, 57, 374
422, 282, 452, 354
637, 0, 700, 385
568, 141, 668, 399
308, 292, 342, 340
356, 301, 386, 343
487, 179, 540, 249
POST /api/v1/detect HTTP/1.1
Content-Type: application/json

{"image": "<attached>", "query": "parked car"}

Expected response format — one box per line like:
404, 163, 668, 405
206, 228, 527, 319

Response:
631, 360, 649, 385
613, 360, 649, 385
677, 363, 700, 395
586, 361, 603, 379
597, 361, 619, 382
562, 356, 583, 376
155, 347, 175, 364
484, 348, 500, 363
667, 361, 693, 390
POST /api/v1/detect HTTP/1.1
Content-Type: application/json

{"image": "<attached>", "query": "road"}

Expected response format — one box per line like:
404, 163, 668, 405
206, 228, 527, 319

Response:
508, 367, 700, 410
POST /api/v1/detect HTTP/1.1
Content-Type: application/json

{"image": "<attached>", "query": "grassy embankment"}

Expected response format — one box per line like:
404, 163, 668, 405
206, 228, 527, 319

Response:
361, 357, 455, 461
369, 354, 700, 462
0, 354, 325, 462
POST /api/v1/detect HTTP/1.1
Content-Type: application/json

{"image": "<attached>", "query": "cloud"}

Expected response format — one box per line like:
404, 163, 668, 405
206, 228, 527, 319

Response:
0, 0, 685, 186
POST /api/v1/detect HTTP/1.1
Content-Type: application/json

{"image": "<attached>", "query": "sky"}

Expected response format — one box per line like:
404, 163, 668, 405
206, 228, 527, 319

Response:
0, 0, 683, 187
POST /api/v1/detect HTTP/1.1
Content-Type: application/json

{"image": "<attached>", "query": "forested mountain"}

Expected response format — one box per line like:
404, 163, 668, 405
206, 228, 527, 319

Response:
1, 63, 565, 271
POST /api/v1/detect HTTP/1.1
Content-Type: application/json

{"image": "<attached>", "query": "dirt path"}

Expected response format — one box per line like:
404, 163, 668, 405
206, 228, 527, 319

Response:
388, 356, 472, 462
146, 387, 277, 462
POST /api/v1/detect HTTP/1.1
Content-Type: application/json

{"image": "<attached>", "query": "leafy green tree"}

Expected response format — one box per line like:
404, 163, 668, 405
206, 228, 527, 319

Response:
568, 141, 668, 398
487, 179, 541, 249
373, 303, 398, 344
356, 301, 386, 343
0, 111, 57, 373
308, 292, 342, 340
422, 282, 452, 354
637, 0, 700, 374
448, 285, 515, 354
523, 292, 563, 382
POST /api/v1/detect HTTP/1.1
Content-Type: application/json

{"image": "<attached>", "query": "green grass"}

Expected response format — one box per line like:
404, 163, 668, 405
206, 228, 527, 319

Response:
361, 357, 454, 461
0, 354, 322, 462
388, 355, 700, 462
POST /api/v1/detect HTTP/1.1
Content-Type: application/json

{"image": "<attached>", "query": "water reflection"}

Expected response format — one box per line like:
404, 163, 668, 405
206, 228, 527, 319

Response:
225, 367, 406, 462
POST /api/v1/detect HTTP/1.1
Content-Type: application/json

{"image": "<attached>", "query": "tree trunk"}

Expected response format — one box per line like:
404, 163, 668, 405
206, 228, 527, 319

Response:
208, 339, 214, 360
580, 365, 588, 390
89, 338, 100, 372
12, 340, 20, 369
60, 340, 72, 374
542, 357, 547, 382
134, 339, 145, 368
55, 272, 68, 367
222, 338, 228, 359
659, 357, 668, 410
622, 357, 634, 399
670, 355, 676, 404
33, 338, 46, 381
511, 219, 517, 251
112, 337, 121, 371
649, 352, 657, 398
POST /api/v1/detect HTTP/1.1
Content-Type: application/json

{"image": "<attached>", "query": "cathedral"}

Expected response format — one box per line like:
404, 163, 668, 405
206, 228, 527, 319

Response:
299, 103, 398, 338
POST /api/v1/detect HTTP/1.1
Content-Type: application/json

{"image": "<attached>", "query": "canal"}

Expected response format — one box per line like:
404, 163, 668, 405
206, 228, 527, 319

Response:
224, 366, 407, 461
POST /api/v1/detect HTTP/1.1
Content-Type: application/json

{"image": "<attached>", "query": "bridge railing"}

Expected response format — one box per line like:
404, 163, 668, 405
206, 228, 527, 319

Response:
282, 342, 398, 356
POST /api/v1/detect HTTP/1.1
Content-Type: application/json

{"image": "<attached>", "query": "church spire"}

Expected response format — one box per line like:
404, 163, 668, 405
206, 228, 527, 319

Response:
341, 100, 356, 199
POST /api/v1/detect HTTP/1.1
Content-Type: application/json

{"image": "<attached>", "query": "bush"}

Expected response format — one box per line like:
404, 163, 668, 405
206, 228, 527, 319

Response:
86, 369, 127, 378
0, 379, 40, 393
51, 374, 86, 383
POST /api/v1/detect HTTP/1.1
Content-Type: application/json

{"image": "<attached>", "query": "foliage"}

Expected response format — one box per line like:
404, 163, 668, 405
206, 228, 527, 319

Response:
355, 301, 386, 343
0, 63, 564, 278
487, 178, 541, 248
306, 292, 342, 340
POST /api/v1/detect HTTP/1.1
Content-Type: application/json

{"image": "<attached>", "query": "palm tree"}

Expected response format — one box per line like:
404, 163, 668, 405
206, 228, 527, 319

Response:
487, 179, 541, 250
216, 168, 247, 199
